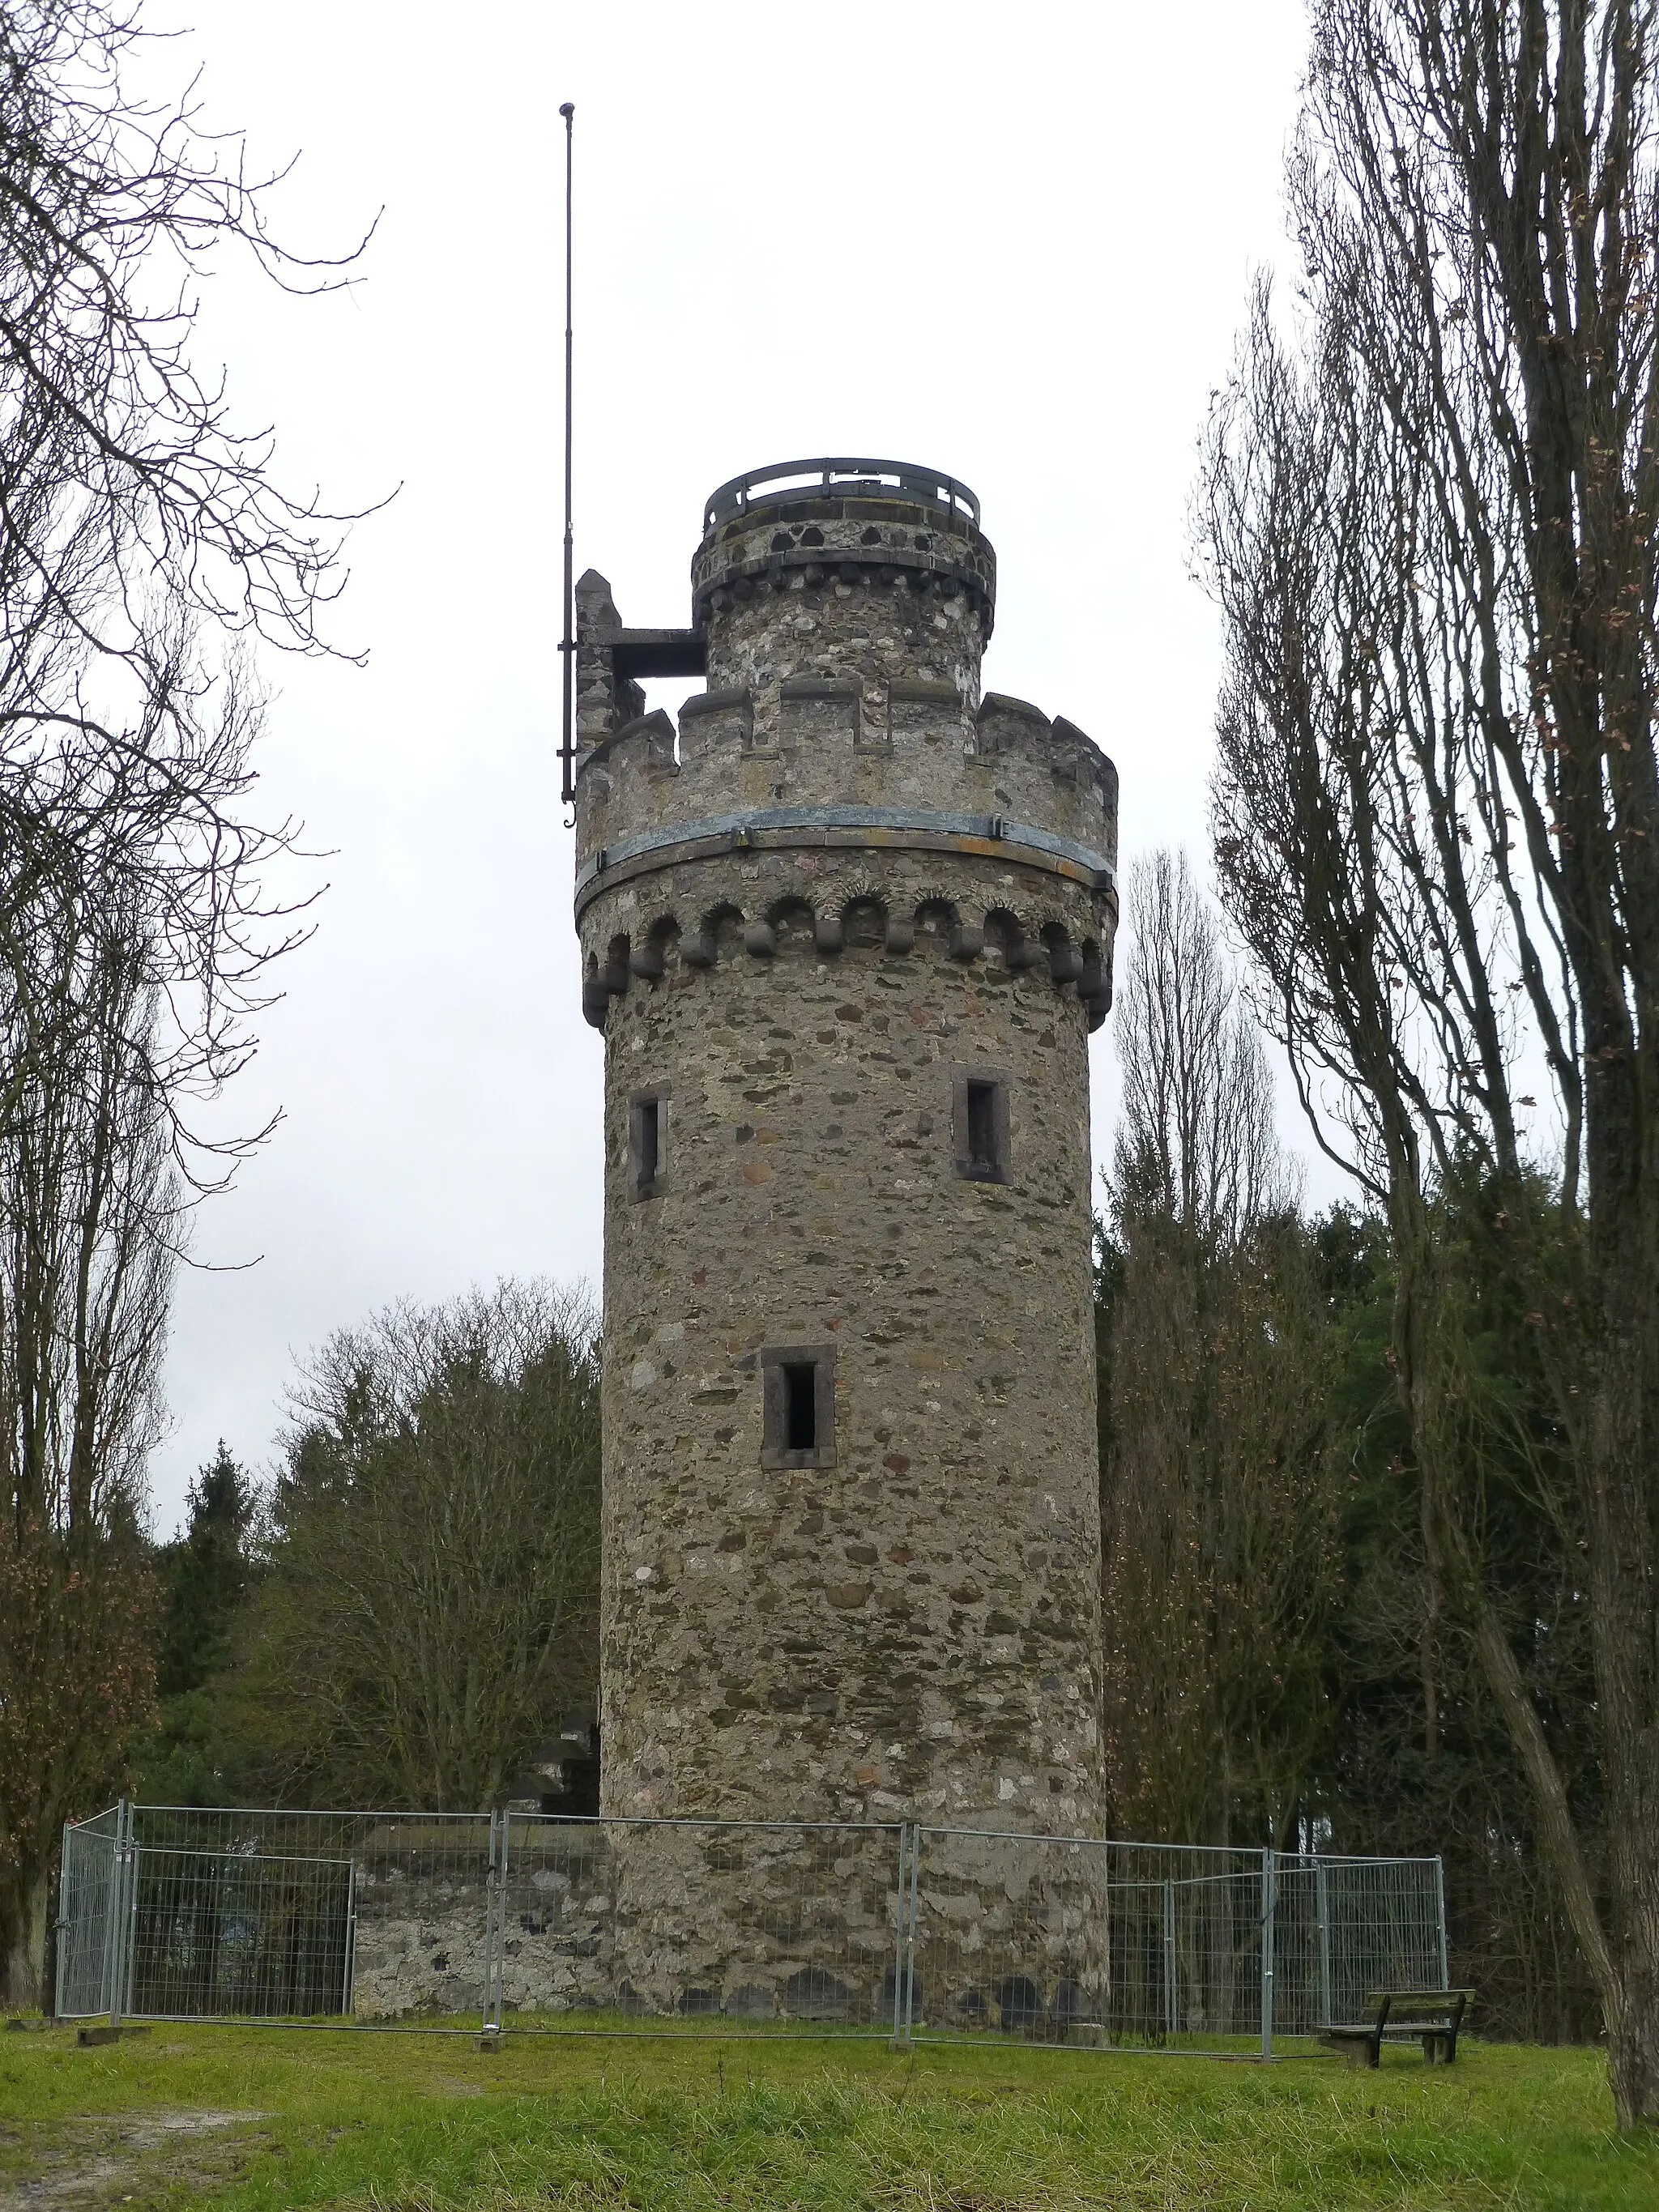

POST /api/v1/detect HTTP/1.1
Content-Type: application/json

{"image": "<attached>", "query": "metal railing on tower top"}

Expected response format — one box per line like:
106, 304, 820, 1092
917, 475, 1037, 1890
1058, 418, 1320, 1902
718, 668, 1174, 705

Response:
703, 459, 981, 532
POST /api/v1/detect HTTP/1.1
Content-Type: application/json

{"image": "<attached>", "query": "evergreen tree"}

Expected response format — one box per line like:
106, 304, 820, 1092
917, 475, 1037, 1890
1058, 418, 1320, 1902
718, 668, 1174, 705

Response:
157, 1443, 256, 1698
1098, 853, 1341, 1848
134, 1443, 257, 1805
1315, 1191, 1603, 2044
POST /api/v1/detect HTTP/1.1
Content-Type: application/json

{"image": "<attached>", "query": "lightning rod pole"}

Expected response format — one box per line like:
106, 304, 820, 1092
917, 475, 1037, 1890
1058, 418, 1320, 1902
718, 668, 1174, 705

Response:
558, 100, 576, 808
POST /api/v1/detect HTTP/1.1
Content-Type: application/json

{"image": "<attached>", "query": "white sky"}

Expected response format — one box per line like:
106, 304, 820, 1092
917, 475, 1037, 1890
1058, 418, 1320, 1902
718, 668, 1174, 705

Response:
143, 0, 1311, 1532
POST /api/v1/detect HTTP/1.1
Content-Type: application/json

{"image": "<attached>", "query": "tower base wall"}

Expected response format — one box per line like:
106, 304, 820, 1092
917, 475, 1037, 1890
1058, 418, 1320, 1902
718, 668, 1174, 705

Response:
590, 844, 1107, 1839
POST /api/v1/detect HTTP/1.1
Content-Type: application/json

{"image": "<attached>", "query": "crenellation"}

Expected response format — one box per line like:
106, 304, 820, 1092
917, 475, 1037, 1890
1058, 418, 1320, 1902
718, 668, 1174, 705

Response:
574, 569, 642, 746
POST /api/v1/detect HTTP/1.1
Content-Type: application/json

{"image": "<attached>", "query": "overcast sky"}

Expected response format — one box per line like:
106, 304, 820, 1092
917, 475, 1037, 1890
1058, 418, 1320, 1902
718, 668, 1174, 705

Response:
140, 0, 1311, 1532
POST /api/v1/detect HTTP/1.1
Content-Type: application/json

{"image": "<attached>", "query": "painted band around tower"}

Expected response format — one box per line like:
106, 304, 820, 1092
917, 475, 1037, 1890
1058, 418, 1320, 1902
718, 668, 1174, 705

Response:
574, 460, 1116, 1836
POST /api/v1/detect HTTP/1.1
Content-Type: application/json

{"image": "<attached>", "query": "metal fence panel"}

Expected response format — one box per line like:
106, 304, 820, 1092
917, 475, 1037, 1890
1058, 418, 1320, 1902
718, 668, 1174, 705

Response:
53, 1805, 1449, 2054
116, 1807, 494, 2025
1269, 1856, 1445, 2035
1166, 1865, 1269, 2046
907, 1831, 1269, 2051
54, 1805, 122, 2019
125, 1848, 352, 2019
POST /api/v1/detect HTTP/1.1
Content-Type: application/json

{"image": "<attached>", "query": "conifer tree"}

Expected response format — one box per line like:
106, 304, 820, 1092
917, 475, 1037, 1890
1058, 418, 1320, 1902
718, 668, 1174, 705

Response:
156, 1443, 257, 1702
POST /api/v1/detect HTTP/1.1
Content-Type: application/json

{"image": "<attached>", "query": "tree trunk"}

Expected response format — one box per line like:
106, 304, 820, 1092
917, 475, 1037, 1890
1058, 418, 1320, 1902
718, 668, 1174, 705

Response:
1587, 1302, 1659, 2129
0, 1860, 53, 2014
1397, 1200, 1659, 2125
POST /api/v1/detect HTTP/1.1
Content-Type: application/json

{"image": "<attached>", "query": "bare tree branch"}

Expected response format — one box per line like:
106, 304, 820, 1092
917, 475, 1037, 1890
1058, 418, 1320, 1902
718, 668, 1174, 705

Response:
1198, 0, 1659, 2126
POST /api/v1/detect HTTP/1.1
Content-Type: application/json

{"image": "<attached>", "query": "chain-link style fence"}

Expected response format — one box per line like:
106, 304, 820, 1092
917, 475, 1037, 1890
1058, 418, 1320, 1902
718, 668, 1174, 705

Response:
57, 1802, 1446, 2056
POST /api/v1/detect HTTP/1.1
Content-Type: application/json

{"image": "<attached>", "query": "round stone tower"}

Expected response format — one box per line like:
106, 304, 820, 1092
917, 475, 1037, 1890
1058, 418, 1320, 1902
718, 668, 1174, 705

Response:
573, 458, 1117, 1837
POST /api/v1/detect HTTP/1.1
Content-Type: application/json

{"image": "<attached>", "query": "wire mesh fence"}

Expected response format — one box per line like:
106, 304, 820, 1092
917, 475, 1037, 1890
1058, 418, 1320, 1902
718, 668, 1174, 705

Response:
906, 1832, 1271, 2048
1268, 1852, 1449, 2037
901, 1834, 1444, 2050
55, 1801, 1446, 2056
55, 1803, 123, 2021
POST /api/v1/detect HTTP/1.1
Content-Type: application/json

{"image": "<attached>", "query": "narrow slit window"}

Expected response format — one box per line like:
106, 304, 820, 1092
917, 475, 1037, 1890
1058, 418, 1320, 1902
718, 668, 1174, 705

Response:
629, 1092, 664, 1200
761, 1345, 836, 1468
953, 1068, 1009, 1183
966, 1081, 997, 1174
783, 1363, 817, 1451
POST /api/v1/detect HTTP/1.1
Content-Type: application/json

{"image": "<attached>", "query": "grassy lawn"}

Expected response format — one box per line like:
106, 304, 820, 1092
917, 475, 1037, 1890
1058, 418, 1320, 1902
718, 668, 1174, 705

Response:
2, 2022, 1654, 2210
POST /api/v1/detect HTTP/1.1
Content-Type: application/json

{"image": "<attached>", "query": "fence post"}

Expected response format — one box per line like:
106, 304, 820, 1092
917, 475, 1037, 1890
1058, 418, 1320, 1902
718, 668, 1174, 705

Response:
1259, 1849, 1276, 2061
1315, 1856, 1333, 2028
104, 1800, 132, 2031
1162, 1877, 1176, 2038
122, 1801, 141, 2024
342, 1859, 358, 2018
898, 1822, 911, 2044
902, 1823, 921, 2043
53, 1822, 73, 2021
480, 1810, 493, 2035
482, 1809, 505, 2035
497, 1805, 510, 2031
1434, 1855, 1449, 1990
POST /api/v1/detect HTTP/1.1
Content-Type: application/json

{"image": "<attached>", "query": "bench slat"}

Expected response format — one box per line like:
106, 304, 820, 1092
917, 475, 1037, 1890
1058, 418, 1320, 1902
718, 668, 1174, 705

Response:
1363, 1999, 1478, 2017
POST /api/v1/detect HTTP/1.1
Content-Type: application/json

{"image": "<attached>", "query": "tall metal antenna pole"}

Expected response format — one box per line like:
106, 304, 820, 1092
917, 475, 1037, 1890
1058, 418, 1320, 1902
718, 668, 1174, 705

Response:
558, 100, 576, 808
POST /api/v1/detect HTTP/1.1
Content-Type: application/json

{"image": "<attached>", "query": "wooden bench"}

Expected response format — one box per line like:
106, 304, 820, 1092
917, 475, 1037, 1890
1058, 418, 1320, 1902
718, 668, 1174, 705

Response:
1320, 1988, 1475, 2067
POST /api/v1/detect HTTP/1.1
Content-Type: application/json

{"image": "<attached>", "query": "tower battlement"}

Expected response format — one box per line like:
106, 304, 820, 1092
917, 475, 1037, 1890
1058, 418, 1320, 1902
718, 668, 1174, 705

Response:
575, 460, 1116, 1042
572, 462, 1117, 1851
575, 685, 1116, 867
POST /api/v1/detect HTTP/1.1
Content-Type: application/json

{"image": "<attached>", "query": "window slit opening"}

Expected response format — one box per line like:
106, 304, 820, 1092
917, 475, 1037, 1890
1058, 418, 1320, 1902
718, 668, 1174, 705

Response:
966, 1080, 998, 1174
630, 1092, 664, 1200
783, 1363, 817, 1452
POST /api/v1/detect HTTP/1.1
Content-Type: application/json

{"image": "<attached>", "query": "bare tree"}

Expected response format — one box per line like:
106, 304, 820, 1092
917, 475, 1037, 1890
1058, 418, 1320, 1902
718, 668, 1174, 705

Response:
1111, 850, 1294, 1241
1198, 0, 1659, 2125
1100, 853, 1338, 1848
0, 0, 374, 1166
228, 1283, 603, 1812
0, 901, 174, 2005
0, 2, 371, 2009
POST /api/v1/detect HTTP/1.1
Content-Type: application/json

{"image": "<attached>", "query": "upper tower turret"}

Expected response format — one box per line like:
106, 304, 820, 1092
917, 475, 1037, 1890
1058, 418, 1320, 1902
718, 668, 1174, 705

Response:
692, 458, 994, 702
572, 458, 1115, 987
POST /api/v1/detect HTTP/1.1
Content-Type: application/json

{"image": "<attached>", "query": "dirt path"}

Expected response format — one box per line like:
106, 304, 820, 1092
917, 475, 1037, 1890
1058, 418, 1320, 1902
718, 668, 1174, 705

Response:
0, 2108, 267, 2210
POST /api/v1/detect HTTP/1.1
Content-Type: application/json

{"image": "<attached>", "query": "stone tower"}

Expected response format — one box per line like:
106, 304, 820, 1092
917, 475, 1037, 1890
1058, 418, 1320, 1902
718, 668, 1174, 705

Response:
573, 459, 1117, 1838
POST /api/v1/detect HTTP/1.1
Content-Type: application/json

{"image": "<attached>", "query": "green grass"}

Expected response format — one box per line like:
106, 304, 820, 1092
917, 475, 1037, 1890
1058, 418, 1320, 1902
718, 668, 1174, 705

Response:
2, 2021, 1653, 2210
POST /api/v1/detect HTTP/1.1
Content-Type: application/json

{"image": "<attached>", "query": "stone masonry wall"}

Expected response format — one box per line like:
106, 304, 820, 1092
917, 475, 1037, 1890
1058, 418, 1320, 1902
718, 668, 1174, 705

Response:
586, 850, 1105, 1836
345, 1819, 1115, 2034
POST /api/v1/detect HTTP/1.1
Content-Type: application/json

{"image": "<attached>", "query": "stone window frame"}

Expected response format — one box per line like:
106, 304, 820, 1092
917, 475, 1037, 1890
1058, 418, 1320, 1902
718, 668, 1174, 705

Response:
760, 1342, 838, 1470
628, 1087, 667, 1202
953, 1065, 1011, 1185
